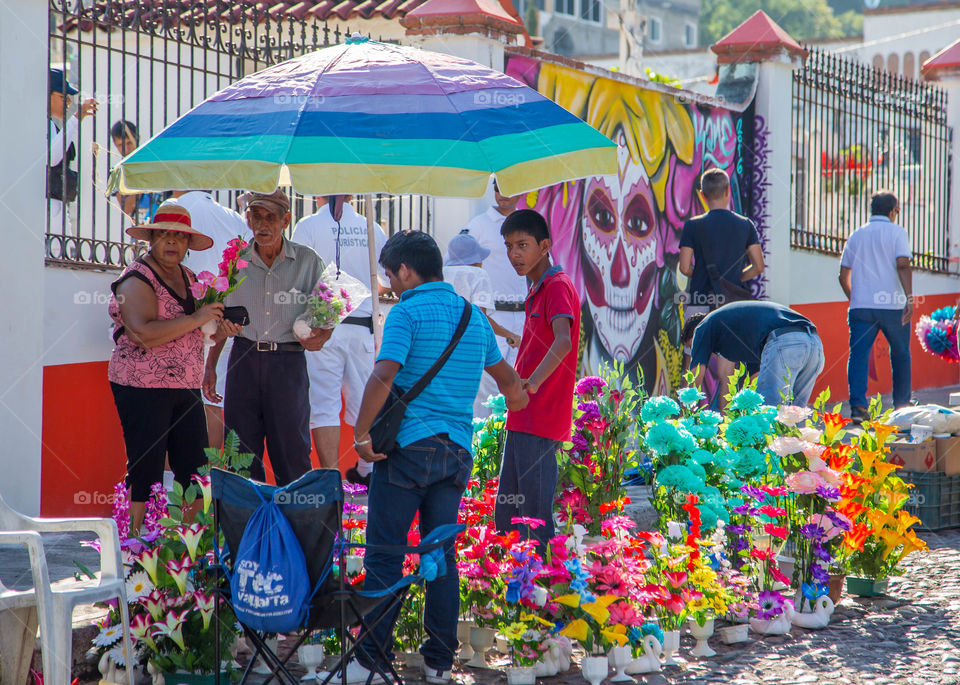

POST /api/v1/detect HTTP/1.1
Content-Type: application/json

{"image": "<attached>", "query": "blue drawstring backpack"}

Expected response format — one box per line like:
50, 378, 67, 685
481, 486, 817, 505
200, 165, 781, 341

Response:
229, 487, 310, 633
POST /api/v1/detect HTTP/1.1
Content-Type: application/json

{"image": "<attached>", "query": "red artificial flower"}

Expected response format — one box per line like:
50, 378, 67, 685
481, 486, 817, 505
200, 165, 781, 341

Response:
750, 548, 774, 561
664, 593, 685, 614
763, 523, 788, 539
758, 485, 787, 497
758, 505, 787, 518
664, 570, 688, 588
511, 516, 545, 529
827, 444, 855, 471
770, 565, 790, 585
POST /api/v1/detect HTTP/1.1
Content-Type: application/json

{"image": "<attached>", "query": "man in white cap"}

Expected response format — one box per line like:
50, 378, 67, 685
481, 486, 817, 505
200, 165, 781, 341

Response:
178, 190, 250, 448
293, 196, 387, 483
462, 180, 525, 417
443, 232, 521, 416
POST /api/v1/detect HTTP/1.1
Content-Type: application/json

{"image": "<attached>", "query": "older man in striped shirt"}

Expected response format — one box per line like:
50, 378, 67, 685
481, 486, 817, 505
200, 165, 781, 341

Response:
204, 189, 330, 485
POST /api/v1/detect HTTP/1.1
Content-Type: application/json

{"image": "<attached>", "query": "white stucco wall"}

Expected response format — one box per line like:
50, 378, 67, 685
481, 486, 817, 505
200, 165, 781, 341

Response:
0, 0, 48, 514
43, 267, 117, 367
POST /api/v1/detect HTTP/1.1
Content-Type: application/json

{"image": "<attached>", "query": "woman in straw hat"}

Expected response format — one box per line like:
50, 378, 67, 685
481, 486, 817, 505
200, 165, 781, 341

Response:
108, 201, 241, 533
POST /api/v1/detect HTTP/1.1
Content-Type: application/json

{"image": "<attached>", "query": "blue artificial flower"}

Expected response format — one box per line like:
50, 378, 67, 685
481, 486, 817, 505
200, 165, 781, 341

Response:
564, 558, 595, 603
483, 394, 507, 414
641, 622, 664, 646
801, 582, 829, 600
640, 396, 680, 424
697, 410, 723, 427
655, 465, 704, 492
644, 422, 697, 457
725, 416, 769, 448
685, 459, 707, 482
690, 449, 715, 466
678, 387, 705, 407
732, 446, 766, 476
730, 388, 765, 413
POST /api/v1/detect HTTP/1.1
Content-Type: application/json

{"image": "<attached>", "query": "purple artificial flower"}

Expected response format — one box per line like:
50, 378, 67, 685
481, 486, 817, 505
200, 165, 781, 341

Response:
727, 524, 751, 536
824, 510, 852, 532
570, 432, 589, 452
343, 482, 368, 496
756, 590, 786, 620
574, 401, 602, 428
813, 543, 831, 563
816, 485, 841, 502
800, 523, 825, 541
732, 537, 749, 552
574, 376, 607, 396
810, 563, 830, 584
732, 504, 758, 516
740, 483, 766, 503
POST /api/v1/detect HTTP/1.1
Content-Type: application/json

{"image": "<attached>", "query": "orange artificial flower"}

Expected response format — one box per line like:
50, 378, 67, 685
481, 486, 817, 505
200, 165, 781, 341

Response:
842, 522, 870, 552
835, 499, 869, 522
900, 528, 928, 557
828, 444, 855, 471
895, 510, 921, 535
858, 449, 880, 474
823, 412, 851, 442
869, 421, 898, 447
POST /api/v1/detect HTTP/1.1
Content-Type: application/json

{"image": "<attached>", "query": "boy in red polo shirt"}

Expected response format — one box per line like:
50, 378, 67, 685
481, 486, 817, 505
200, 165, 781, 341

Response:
494, 209, 580, 548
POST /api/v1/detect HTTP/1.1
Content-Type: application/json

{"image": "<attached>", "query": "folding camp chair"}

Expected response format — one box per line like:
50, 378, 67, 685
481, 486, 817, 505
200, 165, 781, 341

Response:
210, 468, 462, 685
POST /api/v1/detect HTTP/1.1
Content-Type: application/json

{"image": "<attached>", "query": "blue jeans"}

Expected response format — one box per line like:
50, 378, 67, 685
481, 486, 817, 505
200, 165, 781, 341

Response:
847, 308, 912, 410
755, 330, 825, 406
357, 436, 472, 672
494, 430, 559, 550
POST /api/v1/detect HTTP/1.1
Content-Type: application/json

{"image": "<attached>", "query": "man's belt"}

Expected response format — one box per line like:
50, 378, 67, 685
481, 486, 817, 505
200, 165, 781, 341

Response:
342, 315, 374, 333
235, 337, 303, 353
494, 301, 525, 313
765, 324, 816, 345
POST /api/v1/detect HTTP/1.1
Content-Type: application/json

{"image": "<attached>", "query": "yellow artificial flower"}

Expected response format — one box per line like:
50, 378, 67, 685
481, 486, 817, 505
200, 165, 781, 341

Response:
600, 625, 629, 646
553, 594, 581, 608
559, 618, 589, 642
869, 422, 898, 447
593, 595, 622, 608
582, 602, 611, 626
501, 622, 526, 641
709, 597, 729, 615
689, 568, 716, 588
879, 528, 905, 560
858, 449, 880, 473
900, 528, 928, 558
687, 597, 711, 614
895, 511, 921, 535
521, 612, 555, 629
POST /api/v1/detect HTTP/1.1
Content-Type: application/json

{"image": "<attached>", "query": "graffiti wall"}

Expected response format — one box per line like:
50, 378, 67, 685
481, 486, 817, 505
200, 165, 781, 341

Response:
504, 52, 754, 396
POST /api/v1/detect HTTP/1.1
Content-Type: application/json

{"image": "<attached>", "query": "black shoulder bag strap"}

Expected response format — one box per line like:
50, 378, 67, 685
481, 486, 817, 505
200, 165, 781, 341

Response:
401, 298, 473, 403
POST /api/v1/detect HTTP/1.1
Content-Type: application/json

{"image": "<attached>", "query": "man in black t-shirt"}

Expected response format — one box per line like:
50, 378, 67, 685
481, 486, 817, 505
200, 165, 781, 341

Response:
682, 301, 825, 407
679, 168, 764, 316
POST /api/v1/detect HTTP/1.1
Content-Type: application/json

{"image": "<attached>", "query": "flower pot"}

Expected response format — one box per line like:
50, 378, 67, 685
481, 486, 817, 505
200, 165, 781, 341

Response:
466, 626, 495, 669
495, 635, 510, 653
717, 624, 749, 644
457, 619, 475, 660
828, 573, 845, 604
660, 629, 680, 666
687, 618, 715, 658
846, 576, 888, 597
581, 655, 609, 685
504, 666, 537, 685
624, 634, 661, 674
252, 637, 280, 674
298, 644, 325, 681
775, 555, 795, 587
607, 645, 634, 682
200, 319, 218, 347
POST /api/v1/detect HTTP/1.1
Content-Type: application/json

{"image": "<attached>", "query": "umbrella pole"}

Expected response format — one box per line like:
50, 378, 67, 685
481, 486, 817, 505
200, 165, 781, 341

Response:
366, 194, 383, 351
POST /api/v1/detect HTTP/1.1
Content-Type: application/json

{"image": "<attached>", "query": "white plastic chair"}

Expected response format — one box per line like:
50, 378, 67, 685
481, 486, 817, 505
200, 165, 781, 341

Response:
0, 494, 135, 685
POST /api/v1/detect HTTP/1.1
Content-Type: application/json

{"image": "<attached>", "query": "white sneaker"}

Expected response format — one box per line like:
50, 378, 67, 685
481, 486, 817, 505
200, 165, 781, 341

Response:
339, 659, 387, 685
420, 661, 451, 685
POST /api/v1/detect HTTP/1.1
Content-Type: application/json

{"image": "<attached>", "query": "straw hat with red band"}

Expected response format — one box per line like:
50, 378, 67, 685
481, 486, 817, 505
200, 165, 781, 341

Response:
126, 202, 214, 251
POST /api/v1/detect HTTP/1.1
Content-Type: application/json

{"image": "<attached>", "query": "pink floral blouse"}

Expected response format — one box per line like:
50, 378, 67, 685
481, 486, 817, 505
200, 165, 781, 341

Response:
108, 258, 203, 389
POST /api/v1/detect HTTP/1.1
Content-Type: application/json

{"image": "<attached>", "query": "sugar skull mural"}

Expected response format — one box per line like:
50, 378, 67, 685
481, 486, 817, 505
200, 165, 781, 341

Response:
505, 54, 752, 395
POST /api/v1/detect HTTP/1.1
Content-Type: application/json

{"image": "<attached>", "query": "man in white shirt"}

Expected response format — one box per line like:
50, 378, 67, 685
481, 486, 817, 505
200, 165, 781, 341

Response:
48, 68, 97, 232
178, 190, 251, 448
463, 180, 525, 418
839, 190, 913, 421
293, 196, 387, 481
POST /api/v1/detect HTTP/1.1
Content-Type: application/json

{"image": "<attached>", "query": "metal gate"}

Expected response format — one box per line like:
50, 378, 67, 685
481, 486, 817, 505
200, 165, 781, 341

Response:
790, 48, 952, 272
47, 0, 432, 270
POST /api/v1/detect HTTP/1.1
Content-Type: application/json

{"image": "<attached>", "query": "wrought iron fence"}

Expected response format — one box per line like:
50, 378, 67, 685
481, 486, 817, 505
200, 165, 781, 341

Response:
47, 0, 432, 270
790, 48, 952, 272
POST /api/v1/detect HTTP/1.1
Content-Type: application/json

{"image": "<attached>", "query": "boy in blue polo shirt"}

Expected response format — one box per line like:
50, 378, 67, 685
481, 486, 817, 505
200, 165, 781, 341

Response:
495, 209, 581, 549
351, 231, 527, 684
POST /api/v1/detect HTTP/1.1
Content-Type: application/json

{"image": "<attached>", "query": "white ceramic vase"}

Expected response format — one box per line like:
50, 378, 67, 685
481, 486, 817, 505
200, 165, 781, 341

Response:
790, 595, 835, 630
660, 629, 680, 666
581, 655, 609, 685
607, 645, 634, 682
687, 618, 716, 658
457, 619, 475, 660
297, 644, 325, 681
467, 626, 495, 669
201, 319, 218, 347
750, 612, 792, 636
253, 637, 280, 674
505, 666, 537, 685
717, 623, 749, 644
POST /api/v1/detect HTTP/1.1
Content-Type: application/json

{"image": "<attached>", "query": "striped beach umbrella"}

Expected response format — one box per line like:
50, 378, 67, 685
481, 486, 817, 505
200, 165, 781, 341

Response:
108, 35, 617, 198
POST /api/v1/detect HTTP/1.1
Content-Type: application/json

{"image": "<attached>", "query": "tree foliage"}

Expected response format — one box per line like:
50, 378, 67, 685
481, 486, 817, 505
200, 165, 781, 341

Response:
699, 0, 863, 47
